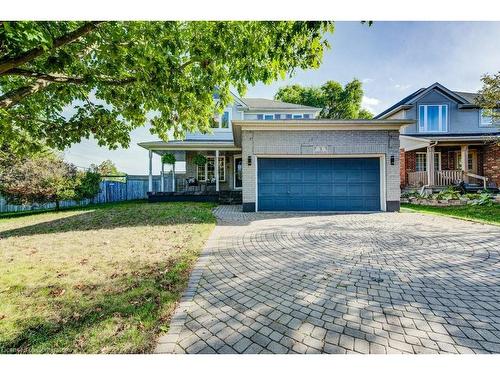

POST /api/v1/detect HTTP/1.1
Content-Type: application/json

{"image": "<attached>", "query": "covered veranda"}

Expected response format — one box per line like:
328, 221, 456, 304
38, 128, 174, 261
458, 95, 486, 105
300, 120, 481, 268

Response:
137, 140, 242, 195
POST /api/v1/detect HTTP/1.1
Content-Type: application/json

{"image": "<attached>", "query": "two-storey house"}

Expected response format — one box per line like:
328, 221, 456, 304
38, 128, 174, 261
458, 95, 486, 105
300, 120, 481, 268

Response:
139, 92, 411, 212
375, 82, 500, 190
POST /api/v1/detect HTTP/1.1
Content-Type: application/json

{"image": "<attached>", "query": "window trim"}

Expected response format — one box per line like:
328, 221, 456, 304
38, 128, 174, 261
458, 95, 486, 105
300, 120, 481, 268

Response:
415, 152, 441, 172
212, 109, 232, 131
418, 104, 448, 133
196, 156, 226, 182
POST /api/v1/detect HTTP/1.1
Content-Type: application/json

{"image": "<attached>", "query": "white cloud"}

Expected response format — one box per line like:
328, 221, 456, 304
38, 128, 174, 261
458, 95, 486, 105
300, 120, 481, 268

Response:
394, 83, 412, 90
361, 96, 380, 113
362, 78, 374, 83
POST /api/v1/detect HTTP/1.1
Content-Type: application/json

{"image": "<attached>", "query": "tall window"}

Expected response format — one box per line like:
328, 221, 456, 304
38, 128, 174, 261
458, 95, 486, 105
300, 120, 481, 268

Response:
416, 152, 441, 172
197, 156, 225, 182
418, 105, 448, 132
455, 152, 474, 171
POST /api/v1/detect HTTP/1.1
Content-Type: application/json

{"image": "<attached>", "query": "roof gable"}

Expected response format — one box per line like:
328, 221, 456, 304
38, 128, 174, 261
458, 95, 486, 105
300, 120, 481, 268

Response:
375, 82, 478, 119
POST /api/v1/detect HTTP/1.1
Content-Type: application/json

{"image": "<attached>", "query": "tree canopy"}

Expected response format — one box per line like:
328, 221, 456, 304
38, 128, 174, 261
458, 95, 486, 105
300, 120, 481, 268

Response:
476, 71, 500, 124
0, 21, 334, 155
274, 79, 373, 119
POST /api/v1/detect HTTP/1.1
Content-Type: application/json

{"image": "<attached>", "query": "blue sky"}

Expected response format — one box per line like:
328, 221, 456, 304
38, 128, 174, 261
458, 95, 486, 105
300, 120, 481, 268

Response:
63, 21, 500, 174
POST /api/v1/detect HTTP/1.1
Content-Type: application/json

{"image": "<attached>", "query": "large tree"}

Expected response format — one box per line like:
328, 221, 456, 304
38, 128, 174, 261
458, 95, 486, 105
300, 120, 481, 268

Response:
0, 21, 334, 155
476, 71, 500, 125
274, 78, 373, 119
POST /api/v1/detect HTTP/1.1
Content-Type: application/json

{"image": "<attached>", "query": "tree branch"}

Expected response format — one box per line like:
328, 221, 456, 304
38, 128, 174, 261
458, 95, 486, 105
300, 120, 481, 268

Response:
0, 79, 50, 109
5, 68, 136, 85
0, 21, 104, 75
0, 69, 136, 109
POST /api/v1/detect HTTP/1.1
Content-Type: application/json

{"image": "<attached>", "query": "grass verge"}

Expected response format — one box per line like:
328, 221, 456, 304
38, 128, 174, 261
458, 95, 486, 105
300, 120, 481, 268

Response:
401, 203, 500, 226
0, 201, 216, 353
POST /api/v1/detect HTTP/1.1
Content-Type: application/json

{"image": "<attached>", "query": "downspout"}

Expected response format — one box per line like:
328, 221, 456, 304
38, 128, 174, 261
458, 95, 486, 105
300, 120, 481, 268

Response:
419, 141, 438, 196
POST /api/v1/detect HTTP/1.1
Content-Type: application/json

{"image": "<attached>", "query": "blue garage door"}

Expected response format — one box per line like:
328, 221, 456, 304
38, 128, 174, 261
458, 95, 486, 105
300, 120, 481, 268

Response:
258, 158, 380, 211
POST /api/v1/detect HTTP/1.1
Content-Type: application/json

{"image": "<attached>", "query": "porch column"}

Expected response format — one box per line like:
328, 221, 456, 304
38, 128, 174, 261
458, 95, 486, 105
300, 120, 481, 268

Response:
461, 145, 469, 182
215, 149, 220, 192
426, 146, 435, 186
172, 161, 176, 192
148, 150, 153, 192
160, 162, 165, 192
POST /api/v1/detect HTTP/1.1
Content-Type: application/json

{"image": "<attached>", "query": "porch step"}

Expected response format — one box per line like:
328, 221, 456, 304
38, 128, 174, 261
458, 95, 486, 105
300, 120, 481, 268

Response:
218, 190, 242, 205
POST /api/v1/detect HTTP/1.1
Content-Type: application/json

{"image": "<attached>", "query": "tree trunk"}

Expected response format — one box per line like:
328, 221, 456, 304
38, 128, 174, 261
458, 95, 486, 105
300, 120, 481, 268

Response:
55, 200, 60, 211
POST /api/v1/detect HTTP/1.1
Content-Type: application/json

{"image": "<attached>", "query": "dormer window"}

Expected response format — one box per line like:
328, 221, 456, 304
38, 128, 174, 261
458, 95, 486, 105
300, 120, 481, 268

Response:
480, 108, 499, 127
418, 105, 448, 132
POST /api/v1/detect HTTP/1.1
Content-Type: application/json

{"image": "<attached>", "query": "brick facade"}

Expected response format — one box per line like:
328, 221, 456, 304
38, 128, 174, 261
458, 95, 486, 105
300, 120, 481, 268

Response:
401, 145, 490, 187
242, 129, 401, 211
484, 142, 500, 186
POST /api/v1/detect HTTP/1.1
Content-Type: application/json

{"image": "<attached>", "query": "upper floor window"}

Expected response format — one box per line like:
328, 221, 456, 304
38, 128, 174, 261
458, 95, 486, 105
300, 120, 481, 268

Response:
480, 108, 500, 127
211, 110, 231, 129
418, 105, 448, 132
256, 113, 312, 120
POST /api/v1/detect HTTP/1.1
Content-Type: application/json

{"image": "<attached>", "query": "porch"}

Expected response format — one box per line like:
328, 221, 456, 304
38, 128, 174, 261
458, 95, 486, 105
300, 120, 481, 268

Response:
401, 136, 493, 189
138, 140, 243, 203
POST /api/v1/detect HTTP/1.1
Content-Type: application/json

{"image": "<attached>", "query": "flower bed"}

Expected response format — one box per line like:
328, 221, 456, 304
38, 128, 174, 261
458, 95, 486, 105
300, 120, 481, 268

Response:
401, 188, 498, 207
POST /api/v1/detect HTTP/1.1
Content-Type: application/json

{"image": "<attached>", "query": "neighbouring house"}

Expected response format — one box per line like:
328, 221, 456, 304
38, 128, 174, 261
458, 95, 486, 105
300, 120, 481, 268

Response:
139, 93, 411, 212
375, 82, 500, 191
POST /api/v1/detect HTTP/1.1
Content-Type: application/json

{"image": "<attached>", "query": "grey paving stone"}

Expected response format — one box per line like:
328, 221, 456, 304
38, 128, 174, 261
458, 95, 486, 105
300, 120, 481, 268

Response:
154, 206, 500, 354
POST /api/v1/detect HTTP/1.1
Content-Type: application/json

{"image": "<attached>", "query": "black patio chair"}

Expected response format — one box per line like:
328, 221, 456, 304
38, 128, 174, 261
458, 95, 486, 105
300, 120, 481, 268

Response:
185, 177, 199, 193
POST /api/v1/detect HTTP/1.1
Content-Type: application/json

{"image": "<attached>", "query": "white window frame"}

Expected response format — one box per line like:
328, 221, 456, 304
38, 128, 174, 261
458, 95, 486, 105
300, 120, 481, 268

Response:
418, 104, 448, 133
196, 156, 226, 182
233, 154, 243, 190
416, 152, 441, 172
212, 109, 232, 131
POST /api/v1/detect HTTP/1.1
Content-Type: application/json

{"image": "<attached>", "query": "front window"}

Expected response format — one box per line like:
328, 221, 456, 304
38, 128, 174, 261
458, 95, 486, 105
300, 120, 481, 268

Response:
197, 156, 225, 182
418, 105, 448, 132
456, 152, 474, 171
415, 152, 441, 172
480, 108, 500, 127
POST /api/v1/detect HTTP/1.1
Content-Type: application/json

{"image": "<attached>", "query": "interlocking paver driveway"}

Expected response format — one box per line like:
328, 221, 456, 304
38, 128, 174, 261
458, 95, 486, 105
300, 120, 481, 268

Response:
156, 206, 500, 354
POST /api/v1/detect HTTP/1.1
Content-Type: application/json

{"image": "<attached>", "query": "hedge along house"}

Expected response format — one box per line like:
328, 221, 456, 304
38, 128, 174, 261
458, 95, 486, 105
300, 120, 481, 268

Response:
138, 93, 413, 212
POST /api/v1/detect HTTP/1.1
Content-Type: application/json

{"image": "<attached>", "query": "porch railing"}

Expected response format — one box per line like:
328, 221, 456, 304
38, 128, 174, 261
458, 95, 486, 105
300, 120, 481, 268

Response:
435, 170, 463, 186
407, 171, 428, 187
407, 170, 489, 188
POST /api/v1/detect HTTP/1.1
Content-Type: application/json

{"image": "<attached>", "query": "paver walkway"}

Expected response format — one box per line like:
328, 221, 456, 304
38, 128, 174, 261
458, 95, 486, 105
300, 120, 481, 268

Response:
156, 206, 500, 354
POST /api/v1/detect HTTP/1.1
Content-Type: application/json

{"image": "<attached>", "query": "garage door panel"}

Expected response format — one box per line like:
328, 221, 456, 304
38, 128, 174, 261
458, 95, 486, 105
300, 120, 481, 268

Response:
289, 184, 303, 195
289, 171, 302, 182
258, 158, 380, 211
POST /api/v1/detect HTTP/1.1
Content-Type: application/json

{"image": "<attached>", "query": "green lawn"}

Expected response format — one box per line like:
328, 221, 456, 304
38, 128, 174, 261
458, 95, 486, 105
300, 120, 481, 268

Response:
401, 203, 500, 225
0, 201, 216, 353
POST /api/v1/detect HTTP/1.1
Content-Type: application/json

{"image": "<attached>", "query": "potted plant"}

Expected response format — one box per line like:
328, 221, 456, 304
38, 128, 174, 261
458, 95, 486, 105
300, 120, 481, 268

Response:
193, 154, 207, 167
161, 153, 176, 165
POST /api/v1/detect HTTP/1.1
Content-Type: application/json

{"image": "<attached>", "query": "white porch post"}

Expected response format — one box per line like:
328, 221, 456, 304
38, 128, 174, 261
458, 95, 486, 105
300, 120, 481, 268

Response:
172, 162, 176, 192
426, 146, 435, 186
461, 145, 469, 182
160, 162, 165, 192
215, 149, 220, 192
148, 150, 153, 192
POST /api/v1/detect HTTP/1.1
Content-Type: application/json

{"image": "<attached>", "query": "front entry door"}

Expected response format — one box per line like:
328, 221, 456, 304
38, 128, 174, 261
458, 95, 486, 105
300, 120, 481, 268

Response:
234, 156, 243, 189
